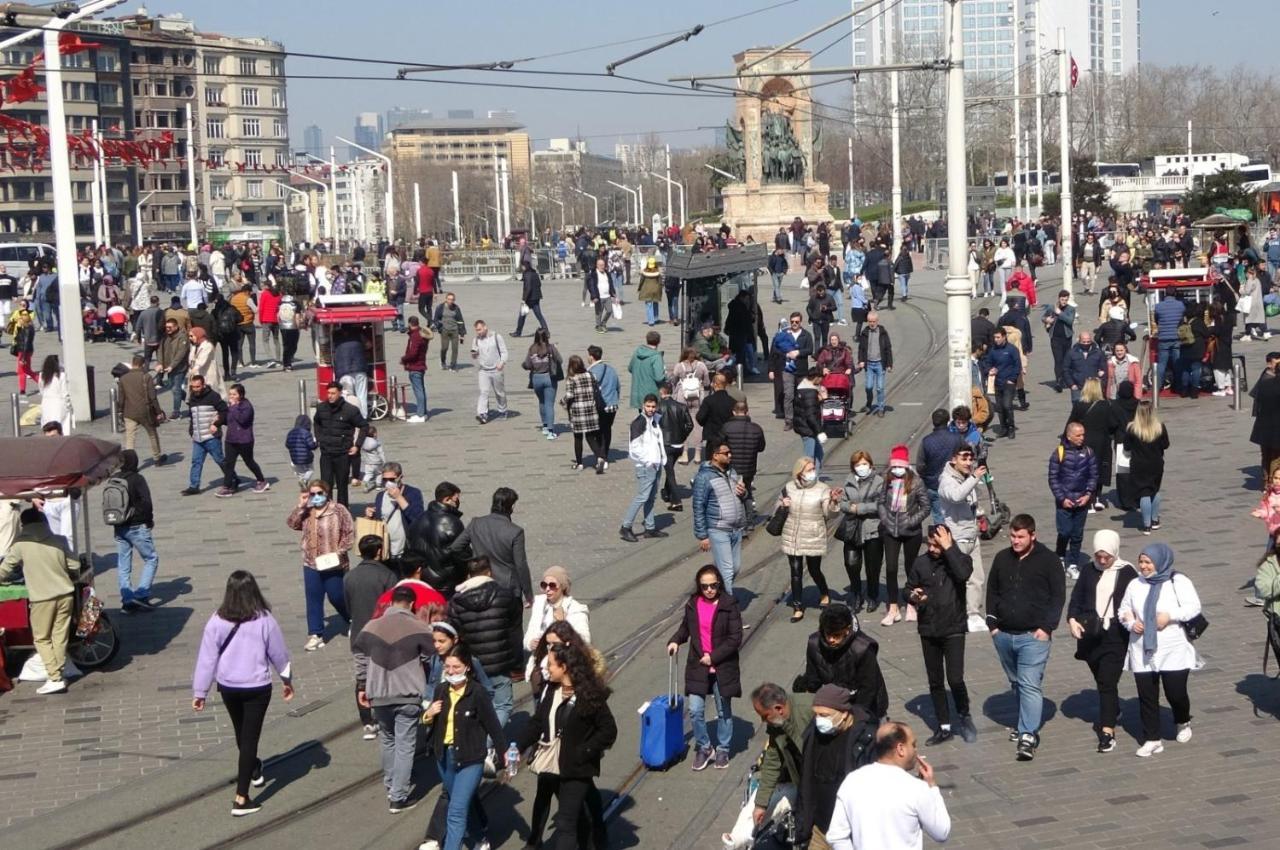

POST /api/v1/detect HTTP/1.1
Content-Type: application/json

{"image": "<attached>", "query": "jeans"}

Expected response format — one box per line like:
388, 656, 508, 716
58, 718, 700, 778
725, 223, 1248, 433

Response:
707, 528, 743, 593
927, 489, 944, 525
554, 777, 606, 850
161, 367, 187, 414
644, 300, 659, 325
302, 564, 349, 637
1134, 669, 1191, 743
515, 301, 549, 336
771, 272, 784, 301
865, 360, 886, 411
782, 370, 798, 422
800, 435, 825, 471
36, 297, 57, 331
236, 325, 257, 366
661, 447, 681, 505
1156, 340, 1179, 392
408, 370, 427, 417
1050, 336, 1071, 389
667, 289, 680, 322
897, 273, 910, 298
1179, 356, 1202, 395
189, 437, 225, 490
1054, 505, 1089, 569
881, 533, 920, 606
594, 297, 612, 331
1140, 492, 1162, 528
921, 634, 969, 725
622, 463, 661, 531
218, 684, 271, 798
260, 323, 281, 362
530, 372, 554, 429
438, 747, 486, 850
831, 288, 844, 317
996, 382, 1017, 433
319, 452, 352, 507
222, 441, 265, 489
689, 675, 733, 753
374, 703, 420, 803
991, 630, 1053, 735
490, 674, 513, 728
114, 523, 159, 602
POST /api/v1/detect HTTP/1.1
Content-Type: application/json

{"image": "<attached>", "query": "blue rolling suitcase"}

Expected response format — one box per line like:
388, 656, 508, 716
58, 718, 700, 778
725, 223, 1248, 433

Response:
638, 652, 685, 769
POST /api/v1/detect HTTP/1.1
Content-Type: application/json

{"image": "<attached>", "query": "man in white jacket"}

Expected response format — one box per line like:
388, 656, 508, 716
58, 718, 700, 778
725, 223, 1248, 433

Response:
620, 394, 667, 543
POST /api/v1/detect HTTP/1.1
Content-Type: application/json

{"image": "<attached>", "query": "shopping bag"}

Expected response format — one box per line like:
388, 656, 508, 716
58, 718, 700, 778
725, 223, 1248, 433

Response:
353, 516, 389, 556
611, 301, 623, 321
638, 651, 685, 769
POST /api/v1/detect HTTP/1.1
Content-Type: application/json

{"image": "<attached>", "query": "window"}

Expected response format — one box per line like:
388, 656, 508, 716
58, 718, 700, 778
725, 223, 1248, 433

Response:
131, 80, 141, 96
211, 181, 229, 200
241, 211, 257, 224
205, 86, 223, 106
241, 87, 258, 107
273, 118, 285, 138
271, 88, 283, 108
239, 57, 256, 76
242, 117, 261, 137
206, 118, 225, 139
275, 150, 288, 166
244, 148, 262, 166
96, 52, 118, 72
99, 83, 119, 105
203, 55, 221, 75
247, 180, 264, 199
154, 79, 168, 96
269, 59, 283, 76
207, 149, 225, 167
276, 182, 289, 199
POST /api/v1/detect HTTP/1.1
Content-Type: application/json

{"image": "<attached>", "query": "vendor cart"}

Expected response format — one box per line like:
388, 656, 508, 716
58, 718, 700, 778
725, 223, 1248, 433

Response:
0, 435, 123, 677
311, 293, 399, 421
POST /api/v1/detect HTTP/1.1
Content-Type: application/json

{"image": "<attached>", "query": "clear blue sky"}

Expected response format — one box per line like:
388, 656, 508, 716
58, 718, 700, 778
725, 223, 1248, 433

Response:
144, 0, 1278, 153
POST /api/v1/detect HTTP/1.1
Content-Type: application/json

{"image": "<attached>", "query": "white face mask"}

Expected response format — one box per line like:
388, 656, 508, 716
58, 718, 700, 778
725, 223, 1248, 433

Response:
814, 715, 838, 735
802, 471, 818, 484
854, 464, 872, 479
891, 467, 907, 478
444, 672, 467, 686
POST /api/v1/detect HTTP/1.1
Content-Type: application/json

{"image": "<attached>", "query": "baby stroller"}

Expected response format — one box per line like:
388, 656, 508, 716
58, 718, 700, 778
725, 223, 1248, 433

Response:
820, 372, 854, 437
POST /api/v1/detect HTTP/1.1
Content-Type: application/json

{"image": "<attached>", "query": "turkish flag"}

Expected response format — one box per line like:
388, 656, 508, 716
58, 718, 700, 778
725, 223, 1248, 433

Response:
1070, 55, 1079, 89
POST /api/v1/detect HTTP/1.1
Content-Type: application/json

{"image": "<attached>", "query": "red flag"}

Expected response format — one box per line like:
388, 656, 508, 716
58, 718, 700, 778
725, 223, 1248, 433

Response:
1070, 55, 1079, 89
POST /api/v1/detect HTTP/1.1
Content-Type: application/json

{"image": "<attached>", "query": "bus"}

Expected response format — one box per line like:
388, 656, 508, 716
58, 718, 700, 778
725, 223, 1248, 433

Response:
1095, 162, 1142, 179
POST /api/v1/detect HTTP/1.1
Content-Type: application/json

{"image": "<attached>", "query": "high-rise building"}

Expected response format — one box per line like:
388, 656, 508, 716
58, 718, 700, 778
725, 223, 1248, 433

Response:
385, 107, 431, 132
352, 112, 383, 157
302, 124, 323, 159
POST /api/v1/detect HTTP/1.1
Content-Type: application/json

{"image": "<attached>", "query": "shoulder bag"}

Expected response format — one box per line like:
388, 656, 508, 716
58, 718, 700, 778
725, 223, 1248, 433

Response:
765, 499, 789, 537
1171, 574, 1209, 641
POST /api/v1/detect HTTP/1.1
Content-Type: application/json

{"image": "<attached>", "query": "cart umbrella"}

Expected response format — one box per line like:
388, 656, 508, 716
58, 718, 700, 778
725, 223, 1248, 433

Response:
0, 435, 121, 498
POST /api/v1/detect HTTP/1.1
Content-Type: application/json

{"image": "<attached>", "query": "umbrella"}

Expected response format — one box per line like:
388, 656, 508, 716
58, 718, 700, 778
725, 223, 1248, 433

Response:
0, 434, 121, 498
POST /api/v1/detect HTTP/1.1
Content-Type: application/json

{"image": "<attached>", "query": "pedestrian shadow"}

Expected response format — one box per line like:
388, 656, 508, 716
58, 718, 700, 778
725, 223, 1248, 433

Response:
105, 604, 194, 668
1239, 465, 1265, 491
597, 793, 641, 849
149, 575, 194, 605
980, 691, 1057, 732
1236, 673, 1280, 720
254, 742, 332, 805
1059, 690, 1144, 742
903, 693, 938, 728
424, 406, 452, 418
481, 782, 528, 848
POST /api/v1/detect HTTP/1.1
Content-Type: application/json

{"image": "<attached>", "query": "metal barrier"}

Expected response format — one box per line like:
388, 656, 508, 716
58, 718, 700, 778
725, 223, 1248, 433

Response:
388, 375, 400, 421
298, 379, 309, 416
109, 387, 120, 434
1233, 355, 1248, 412
442, 250, 518, 281
9, 393, 19, 437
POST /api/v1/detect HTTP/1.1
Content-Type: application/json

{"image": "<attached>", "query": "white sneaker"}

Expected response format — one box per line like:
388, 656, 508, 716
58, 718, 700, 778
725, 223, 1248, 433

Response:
1175, 722, 1192, 743
407, 415, 426, 423
36, 679, 67, 695
1135, 740, 1164, 758
418, 842, 441, 850
363, 724, 378, 740
304, 635, 325, 652
967, 615, 988, 633
1066, 565, 1080, 581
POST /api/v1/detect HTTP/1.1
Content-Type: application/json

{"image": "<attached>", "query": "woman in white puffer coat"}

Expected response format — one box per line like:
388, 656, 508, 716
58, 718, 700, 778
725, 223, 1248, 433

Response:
779, 456, 841, 622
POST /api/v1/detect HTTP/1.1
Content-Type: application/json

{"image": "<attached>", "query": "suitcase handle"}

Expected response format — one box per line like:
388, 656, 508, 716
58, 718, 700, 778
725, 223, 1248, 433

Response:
667, 647, 678, 705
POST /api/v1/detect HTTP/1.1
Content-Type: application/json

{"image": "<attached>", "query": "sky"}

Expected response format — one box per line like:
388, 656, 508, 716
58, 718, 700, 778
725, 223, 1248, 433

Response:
142, 0, 1280, 155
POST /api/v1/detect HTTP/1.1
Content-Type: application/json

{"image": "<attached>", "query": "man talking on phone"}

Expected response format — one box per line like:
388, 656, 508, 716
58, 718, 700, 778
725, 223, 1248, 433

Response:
363, 462, 424, 558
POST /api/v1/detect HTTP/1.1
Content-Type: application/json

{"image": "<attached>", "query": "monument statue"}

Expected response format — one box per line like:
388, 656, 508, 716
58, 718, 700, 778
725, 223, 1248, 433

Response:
761, 110, 805, 184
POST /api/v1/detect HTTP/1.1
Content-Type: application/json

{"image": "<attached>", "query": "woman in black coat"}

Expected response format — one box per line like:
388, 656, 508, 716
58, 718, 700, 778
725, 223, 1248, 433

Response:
1252, 369, 1280, 478
1066, 378, 1122, 510
667, 564, 742, 770
516, 642, 617, 850
1122, 400, 1171, 534
1066, 529, 1138, 753
792, 367, 826, 469
1206, 302, 1234, 395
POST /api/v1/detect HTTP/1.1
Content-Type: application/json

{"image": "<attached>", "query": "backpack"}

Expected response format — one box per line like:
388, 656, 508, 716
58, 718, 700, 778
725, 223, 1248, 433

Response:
680, 372, 702, 400
277, 300, 297, 327
969, 386, 991, 427
213, 300, 239, 341
1176, 321, 1195, 346
101, 476, 134, 526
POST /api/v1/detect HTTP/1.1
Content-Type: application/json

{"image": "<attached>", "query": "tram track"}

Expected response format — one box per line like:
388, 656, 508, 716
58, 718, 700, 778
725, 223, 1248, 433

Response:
57, 294, 949, 850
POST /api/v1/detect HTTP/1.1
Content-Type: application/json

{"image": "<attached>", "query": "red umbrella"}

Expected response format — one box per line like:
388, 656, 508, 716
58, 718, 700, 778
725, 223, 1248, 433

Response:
0, 435, 121, 498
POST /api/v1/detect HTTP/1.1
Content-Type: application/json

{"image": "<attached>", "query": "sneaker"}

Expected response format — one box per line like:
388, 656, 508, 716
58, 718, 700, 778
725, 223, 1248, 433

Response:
180, 487, 200, 496
121, 600, 141, 613
545, 430, 557, 440
1091, 501, 1105, 513
304, 635, 325, 652
956, 715, 977, 744
251, 759, 265, 787
155, 453, 169, 466
714, 749, 729, 769
1245, 596, 1265, 607
476, 415, 488, 425
905, 604, 917, 622
643, 529, 669, 539
1175, 722, 1192, 743
691, 746, 712, 771
1015, 733, 1037, 761
1066, 565, 1080, 581
1135, 740, 1164, 758
1097, 732, 1116, 753
1151, 519, 1161, 530
36, 679, 67, 695
363, 724, 378, 741
388, 798, 419, 814
967, 615, 988, 633
253, 481, 270, 493
131, 597, 157, 611
215, 487, 236, 498
232, 799, 262, 817
619, 527, 639, 543
925, 727, 954, 746
879, 610, 901, 626
418, 842, 441, 850
407, 415, 426, 423
1008, 729, 1019, 742
1142, 527, 1152, 535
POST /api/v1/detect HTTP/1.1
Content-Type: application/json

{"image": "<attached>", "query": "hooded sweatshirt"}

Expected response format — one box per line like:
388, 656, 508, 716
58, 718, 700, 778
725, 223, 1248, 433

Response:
628, 345, 666, 409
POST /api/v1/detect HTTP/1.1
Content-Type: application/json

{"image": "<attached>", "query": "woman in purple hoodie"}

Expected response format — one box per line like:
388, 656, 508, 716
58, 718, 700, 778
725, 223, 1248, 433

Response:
219, 383, 269, 496
192, 570, 293, 816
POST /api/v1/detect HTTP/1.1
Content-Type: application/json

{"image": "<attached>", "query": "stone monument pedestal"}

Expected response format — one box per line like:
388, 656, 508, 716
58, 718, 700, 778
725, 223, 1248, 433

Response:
721, 182, 831, 245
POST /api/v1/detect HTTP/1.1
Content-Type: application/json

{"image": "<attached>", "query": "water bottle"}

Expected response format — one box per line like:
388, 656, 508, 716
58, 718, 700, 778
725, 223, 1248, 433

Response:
506, 742, 520, 778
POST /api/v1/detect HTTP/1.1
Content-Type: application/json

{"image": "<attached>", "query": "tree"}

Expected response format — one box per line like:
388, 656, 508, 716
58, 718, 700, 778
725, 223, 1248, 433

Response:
1179, 168, 1256, 221
1041, 159, 1115, 219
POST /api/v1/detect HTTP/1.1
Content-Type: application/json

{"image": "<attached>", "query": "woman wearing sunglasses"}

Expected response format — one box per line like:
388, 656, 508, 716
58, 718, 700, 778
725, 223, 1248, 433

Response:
523, 565, 591, 680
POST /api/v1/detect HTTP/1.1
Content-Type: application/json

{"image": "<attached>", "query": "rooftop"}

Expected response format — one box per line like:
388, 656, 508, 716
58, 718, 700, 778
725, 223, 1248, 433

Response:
391, 118, 525, 134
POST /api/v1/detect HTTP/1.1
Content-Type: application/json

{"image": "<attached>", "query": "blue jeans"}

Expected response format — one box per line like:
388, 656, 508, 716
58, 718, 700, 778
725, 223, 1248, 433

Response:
831, 288, 844, 316
610, 270, 624, 296
644, 300, 659, 325
667, 290, 680, 321
489, 674, 513, 729
622, 463, 661, 531
865, 361, 887, 411
689, 676, 733, 753
162, 367, 187, 414
514, 301, 549, 336
530, 372, 555, 430
1069, 387, 1082, 403
302, 565, 349, 637
189, 437, 225, 490
897, 273, 910, 298
408, 370, 426, 417
1054, 505, 1088, 569
927, 489, 945, 525
1156, 340, 1179, 392
1179, 356, 1202, 395
114, 524, 159, 602
1140, 493, 1162, 528
771, 272, 784, 301
36, 298, 56, 331
991, 630, 1052, 735
374, 703, 420, 803
707, 528, 743, 593
438, 747, 485, 850
800, 435, 824, 472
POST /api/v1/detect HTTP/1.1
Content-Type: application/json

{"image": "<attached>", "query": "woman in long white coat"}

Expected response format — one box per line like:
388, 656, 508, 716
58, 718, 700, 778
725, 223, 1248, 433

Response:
779, 456, 840, 622
1118, 542, 1201, 758
522, 565, 590, 678
187, 326, 223, 395
38, 354, 72, 433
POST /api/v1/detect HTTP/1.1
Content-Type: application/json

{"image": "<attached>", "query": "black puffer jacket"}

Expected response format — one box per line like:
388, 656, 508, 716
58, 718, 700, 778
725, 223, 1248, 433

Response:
721, 415, 767, 479
793, 630, 889, 718
312, 398, 367, 455
657, 397, 693, 449
447, 576, 522, 675
792, 383, 822, 438
407, 501, 470, 592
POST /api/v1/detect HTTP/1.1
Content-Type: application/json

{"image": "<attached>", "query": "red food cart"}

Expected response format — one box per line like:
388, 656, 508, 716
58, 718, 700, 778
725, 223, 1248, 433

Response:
1140, 266, 1227, 399
0, 435, 123, 685
311, 293, 399, 421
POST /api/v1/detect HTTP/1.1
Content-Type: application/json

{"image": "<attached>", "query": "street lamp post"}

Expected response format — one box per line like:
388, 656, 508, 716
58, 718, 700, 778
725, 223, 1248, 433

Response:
1056, 26, 1074, 292
413, 182, 422, 241
185, 102, 198, 247
271, 180, 313, 245
134, 190, 156, 249
336, 135, 393, 242
606, 180, 638, 224
646, 172, 685, 228
537, 194, 565, 231
292, 171, 330, 246
569, 187, 598, 224
943, 0, 972, 411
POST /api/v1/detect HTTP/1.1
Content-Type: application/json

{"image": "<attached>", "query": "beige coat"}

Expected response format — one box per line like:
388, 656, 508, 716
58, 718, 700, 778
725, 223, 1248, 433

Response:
780, 479, 837, 557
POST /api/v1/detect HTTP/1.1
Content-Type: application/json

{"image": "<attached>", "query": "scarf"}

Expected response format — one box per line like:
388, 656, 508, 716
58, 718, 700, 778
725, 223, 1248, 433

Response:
1091, 529, 1123, 626
1139, 543, 1176, 657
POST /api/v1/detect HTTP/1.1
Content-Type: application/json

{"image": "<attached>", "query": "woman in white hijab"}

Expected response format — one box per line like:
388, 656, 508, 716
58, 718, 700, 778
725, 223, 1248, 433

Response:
1066, 529, 1138, 754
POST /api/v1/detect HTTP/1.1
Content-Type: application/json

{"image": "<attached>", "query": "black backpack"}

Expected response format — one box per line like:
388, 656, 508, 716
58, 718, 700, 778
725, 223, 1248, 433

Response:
101, 476, 134, 526
213, 300, 239, 341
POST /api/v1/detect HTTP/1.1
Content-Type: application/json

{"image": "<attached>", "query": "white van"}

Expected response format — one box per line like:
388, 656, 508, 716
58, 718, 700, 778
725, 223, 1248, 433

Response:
0, 242, 54, 265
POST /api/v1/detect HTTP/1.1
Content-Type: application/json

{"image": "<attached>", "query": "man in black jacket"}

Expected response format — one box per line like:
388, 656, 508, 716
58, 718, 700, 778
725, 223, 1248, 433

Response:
448, 487, 532, 605
696, 370, 737, 455
721, 399, 766, 512
406, 481, 470, 593
447, 556, 522, 728
906, 524, 976, 745
514, 266, 548, 337
916, 409, 963, 524
985, 514, 1065, 762
796, 686, 878, 848
312, 380, 367, 507
856, 312, 893, 417
656, 382, 694, 511
792, 603, 889, 719
971, 307, 996, 354
112, 449, 160, 612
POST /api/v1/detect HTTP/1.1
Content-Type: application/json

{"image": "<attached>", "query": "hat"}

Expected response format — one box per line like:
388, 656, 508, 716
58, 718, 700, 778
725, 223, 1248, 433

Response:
889, 444, 910, 468
542, 565, 571, 593
1108, 306, 1125, 321
1092, 529, 1120, 559
812, 684, 855, 712
701, 320, 715, 331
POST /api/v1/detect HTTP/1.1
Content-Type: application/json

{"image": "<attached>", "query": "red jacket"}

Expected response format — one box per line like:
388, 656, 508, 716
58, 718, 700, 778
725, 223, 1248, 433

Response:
416, 264, 436, 296
401, 327, 427, 372
1007, 269, 1036, 306
257, 288, 282, 324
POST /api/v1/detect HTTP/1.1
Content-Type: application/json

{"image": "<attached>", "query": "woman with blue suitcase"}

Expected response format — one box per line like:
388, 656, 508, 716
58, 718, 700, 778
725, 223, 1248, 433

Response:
667, 564, 744, 772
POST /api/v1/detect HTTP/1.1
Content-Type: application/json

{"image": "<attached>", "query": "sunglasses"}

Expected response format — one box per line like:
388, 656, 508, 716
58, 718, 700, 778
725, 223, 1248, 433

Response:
700, 581, 720, 590
539, 581, 560, 590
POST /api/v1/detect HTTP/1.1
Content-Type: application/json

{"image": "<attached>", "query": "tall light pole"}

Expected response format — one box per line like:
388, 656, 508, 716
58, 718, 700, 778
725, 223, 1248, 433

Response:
638, 182, 645, 228
412, 182, 422, 241
134, 190, 155, 249
887, 3, 902, 252
1012, 22, 1022, 221
185, 103, 198, 246
570, 186, 598, 224
451, 171, 461, 243
271, 180, 313, 245
1056, 26, 1074, 292
606, 180, 637, 224
89, 119, 103, 246
492, 155, 502, 236
336, 135, 393, 242
646, 172, 684, 227
499, 156, 512, 239
329, 145, 339, 246
847, 136, 854, 218
943, 0, 972, 411
1032, 8, 1045, 219
537, 194, 566, 231
292, 171, 330, 245
664, 144, 673, 228
95, 122, 109, 244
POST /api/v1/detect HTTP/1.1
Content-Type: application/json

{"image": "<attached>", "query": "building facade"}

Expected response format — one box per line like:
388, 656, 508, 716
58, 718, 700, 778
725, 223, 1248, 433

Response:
386, 115, 531, 197
532, 139, 626, 224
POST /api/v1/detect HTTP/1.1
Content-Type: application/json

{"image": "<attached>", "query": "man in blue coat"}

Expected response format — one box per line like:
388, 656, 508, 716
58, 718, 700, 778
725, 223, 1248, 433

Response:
364, 461, 425, 559
1064, 330, 1106, 402
984, 328, 1022, 439
1047, 422, 1098, 579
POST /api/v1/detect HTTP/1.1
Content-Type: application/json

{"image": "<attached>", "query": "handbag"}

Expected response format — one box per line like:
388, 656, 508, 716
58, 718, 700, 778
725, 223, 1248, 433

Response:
833, 511, 862, 544
765, 502, 789, 537
1236, 294, 1253, 314
611, 301, 623, 321
529, 736, 562, 775
1171, 574, 1209, 641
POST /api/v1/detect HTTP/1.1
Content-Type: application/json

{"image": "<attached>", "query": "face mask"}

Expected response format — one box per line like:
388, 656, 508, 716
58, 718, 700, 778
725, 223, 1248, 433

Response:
308, 494, 328, 508
814, 715, 838, 735
891, 467, 906, 478
802, 471, 818, 484
444, 673, 467, 686
854, 464, 873, 479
